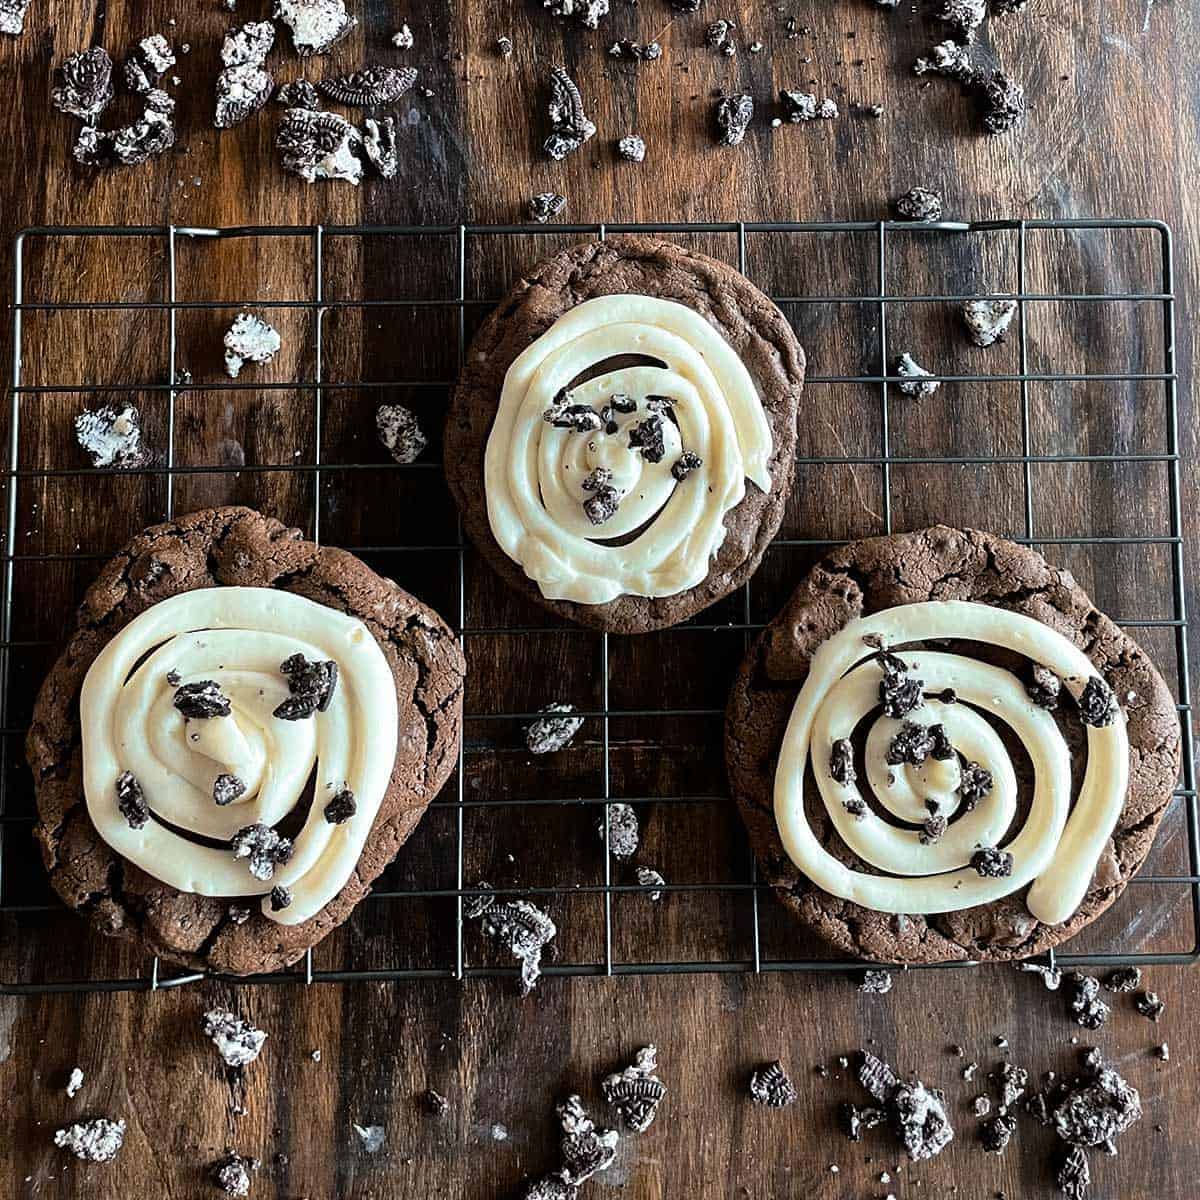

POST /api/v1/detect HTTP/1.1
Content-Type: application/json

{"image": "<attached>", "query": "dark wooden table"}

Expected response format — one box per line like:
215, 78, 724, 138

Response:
1, 1, 1197, 1197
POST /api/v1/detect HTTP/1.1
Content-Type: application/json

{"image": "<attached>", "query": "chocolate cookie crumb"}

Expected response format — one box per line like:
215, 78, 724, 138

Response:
671, 450, 703, 481
115, 771, 150, 829
840, 1101, 887, 1141
323, 787, 356, 824
977, 71, 1025, 134
362, 117, 398, 179
54, 1118, 126, 1162
860, 969, 893, 995
1066, 973, 1111, 1029
275, 653, 338, 719
1057, 1145, 1090, 1200
275, 79, 320, 109
1134, 991, 1165, 1022
1028, 665, 1062, 709
635, 866, 665, 901
526, 703, 583, 754
829, 738, 856, 786
215, 62, 274, 129
600, 802, 639, 859
1102, 966, 1141, 993
75, 405, 151, 469
545, 66, 595, 159
123, 34, 176, 94
980, 1112, 1016, 1153
973, 1094, 992, 1116
317, 65, 418, 107
522, 1175, 577, 1200
1078, 677, 1118, 727
496, 35, 514, 57
228, 904, 252, 925
276, 107, 362, 184
958, 762, 993, 810
392, 24, 414, 49
175, 680, 232, 719
617, 134, 646, 162
353, 1122, 385, 1153
879, 658, 925, 717
886, 720, 941, 766
202, 1009, 267, 1068
628, 415, 667, 463
609, 39, 662, 60
478, 899, 557, 994
750, 1060, 798, 1107
894, 352, 941, 398
558, 1094, 618, 1183
992, 1062, 1028, 1110
920, 813, 948, 844
602, 1045, 666, 1132
231, 823, 293, 881
543, 0, 610, 29
463, 881, 494, 921
376, 403, 427, 464
224, 312, 281, 378
1155, 1043, 1169, 1062
892, 187, 943, 222
1018, 962, 1063, 990
422, 1088, 450, 1116
0, 0, 31, 34
962, 298, 1018, 347
933, 0, 986, 37
66, 1067, 85, 1098
715, 93, 754, 146
213, 773, 247, 806
53, 47, 115, 119
212, 1153, 259, 1196
273, 0, 357, 56
971, 847, 1013, 878
270, 885, 292, 911
528, 192, 568, 223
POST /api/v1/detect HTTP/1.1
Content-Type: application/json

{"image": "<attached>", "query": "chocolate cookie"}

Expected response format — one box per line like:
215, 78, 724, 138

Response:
26, 506, 465, 976
725, 526, 1181, 963
445, 237, 805, 633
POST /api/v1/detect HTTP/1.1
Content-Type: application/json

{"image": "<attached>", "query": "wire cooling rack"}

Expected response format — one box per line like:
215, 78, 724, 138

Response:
1, 219, 1196, 995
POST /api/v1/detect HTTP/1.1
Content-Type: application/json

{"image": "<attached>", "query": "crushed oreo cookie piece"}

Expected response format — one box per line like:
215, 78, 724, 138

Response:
376, 403, 427, 463
891, 186, 943, 222
980, 1112, 1016, 1154
213, 773, 247, 806
521, 1175, 578, 1200
115, 771, 149, 830
778, 89, 835, 123
1155, 1042, 1169, 1062
224, 312, 281, 378
749, 1060, 798, 1108
977, 70, 1025, 134
839, 1101, 887, 1141
463, 881, 495, 920
231, 822, 293, 881
53, 47, 115, 119
635, 866, 665, 901
422, 1088, 449, 1116
392, 23, 414, 48
212, 1153, 259, 1197
174, 680, 232, 719
324, 787, 356, 824
478, 898, 557, 995
670, 0, 704, 10
1078, 677, 1118, 727
886, 720, 941, 766
582, 466, 613, 492
54, 1118, 126, 1162
963, 298, 1017, 347
1067, 974, 1111, 1030
609, 39, 662, 60
123, 34, 176, 94
628, 415, 666, 463
526, 703, 584, 754
913, 38, 979, 86
66, 1067, 85, 1098
1102, 967, 1141, 993
496, 35, 514, 57
958, 761, 993, 810
1018, 961, 1063, 990
920, 813, 948, 844
273, 0, 357, 55
602, 1045, 666, 1132
361, 116, 398, 178
1134, 991, 1165, 1022
228, 904, 252, 925
715, 93, 754, 146
557, 1095, 618, 1184
991, 0, 1029, 11
973, 1094, 992, 1117
202, 1008, 267, 1068
1028, 664, 1062, 710
275, 79, 321, 109
0, 0, 31, 34
545, 66, 595, 159
545, 394, 604, 432
1057, 1144, 1090, 1200
970, 846, 1013, 878
858, 1050, 899, 1103
216, 63, 274, 129
74, 405, 150, 468
270, 885, 292, 911
992, 1062, 1028, 1111
353, 1123, 386, 1153
110, 100, 176, 165
276, 107, 363, 184
894, 352, 940, 398
318, 65, 418, 106
829, 737, 856, 786
583, 485, 621, 526
544, 0, 609, 28
932, 0, 987, 37
275, 653, 338, 719
859, 969, 893, 995
221, 20, 274, 67
528, 191, 568, 223
600, 802, 639, 859
705, 19, 734, 51
670, 450, 702, 481
1046, 1049, 1141, 1154
617, 133, 646, 162
879, 658, 925, 718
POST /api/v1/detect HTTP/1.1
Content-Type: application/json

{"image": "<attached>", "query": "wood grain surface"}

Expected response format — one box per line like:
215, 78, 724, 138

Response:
1, 1, 1198, 1197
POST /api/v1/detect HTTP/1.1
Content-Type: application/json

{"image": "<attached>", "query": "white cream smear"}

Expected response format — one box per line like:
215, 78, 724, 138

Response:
773, 600, 1129, 924
484, 295, 774, 605
79, 587, 398, 926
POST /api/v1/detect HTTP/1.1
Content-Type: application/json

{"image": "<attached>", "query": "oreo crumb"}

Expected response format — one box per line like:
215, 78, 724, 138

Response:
273, 0, 357, 56
933, 0, 987, 37
275, 653, 338, 719
66, 1067, 85, 1098
1078, 677, 1118, 727
543, 0, 610, 29
276, 107, 363, 184
324, 787, 357, 824
671, 450, 702, 481
963, 1061, 979, 1081
600, 802, 639, 859
558, 1094, 618, 1183
1018, 962, 1063, 990
886, 720, 941, 766
223, 312, 281, 378
215, 62, 274, 129
980, 1112, 1016, 1153
1044, 1049, 1141, 1158
894, 352, 940, 399
636, 866, 665, 901
859, 969, 893, 995
1101, 966, 1141, 993
715, 93, 754, 146
892, 187, 943, 222
545, 66, 595, 159
376, 403, 427, 463
75, 405, 151, 469
477, 899, 557, 995
1028, 664, 1062, 710
463, 881, 495, 921
123, 34, 176, 94
617, 133, 646, 162
544, 393, 603, 432
496, 36, 514, 57
609, 39, 662, 60
213, 773, 247, 806
628, 415, 667, 463
779, 89, 838, 122
977, 71, 1025, 134
913, 39, 978, 85
839, 1101, 886, 1141
353, 1123, 385, 1153
528, 192, 568, 224
231, 822, 293, 881
521, 1175, 577, 1200
174, 680, 232, 719
1155, 1043, 1169, 1062
0, 0, 31, 34
958, 762, 993, 810
670, 0, 704, 10
1067, 973, 1111, 1030
202, 1009, 267, 1068
275, 79, 320, 109
222, 19, 274, 67
212, 1153, 259, 1197
583, 485, 621, 525
1057, 1145, 1090, 1200
973, 1095, 992, 1117
53, 47, 115, 119
879, 658, 925, 718
392, 24, 414, 49
526, 703, 583, 754
602, 1045, 667, 1132
270, 885, 292, 911
992, 1062, 1028, 1110
963, 298, 1018, 347
920, 813, 948, 844
970, 847, 1013, 878
317, 65, 417, 107
54, 1118, 126, 1162
228, 904, 252, 925
1134, 991, 1165, 1022
749, 1061, 798, 1108
829, 737, 856, 786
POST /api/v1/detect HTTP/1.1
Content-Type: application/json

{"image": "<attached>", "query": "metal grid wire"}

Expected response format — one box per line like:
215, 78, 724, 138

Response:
1, 219, 1197, 995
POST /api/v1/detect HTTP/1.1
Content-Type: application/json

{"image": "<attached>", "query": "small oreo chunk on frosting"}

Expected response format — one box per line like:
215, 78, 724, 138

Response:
174, 680, 232, 719
274, 653, 338, 720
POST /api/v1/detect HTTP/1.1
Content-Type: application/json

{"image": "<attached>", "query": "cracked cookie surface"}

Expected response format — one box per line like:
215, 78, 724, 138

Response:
26, 506, 465, 976
444, 237, 805, 633
725, 526, 1181, 963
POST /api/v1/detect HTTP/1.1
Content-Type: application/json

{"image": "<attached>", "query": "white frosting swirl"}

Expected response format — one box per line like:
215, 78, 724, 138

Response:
79, 587, 399, 926
773, 600, 1129, 924
484, 295, 774, 604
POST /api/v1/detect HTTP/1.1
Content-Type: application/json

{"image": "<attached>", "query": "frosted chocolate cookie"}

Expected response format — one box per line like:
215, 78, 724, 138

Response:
725, 527, 1181, 962
445, 238, 805, 633
27, 507, 464, 975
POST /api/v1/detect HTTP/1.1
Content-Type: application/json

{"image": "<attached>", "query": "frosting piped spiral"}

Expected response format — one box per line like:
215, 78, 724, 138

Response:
79, 587, 399, 926
484, 294, 773, 605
